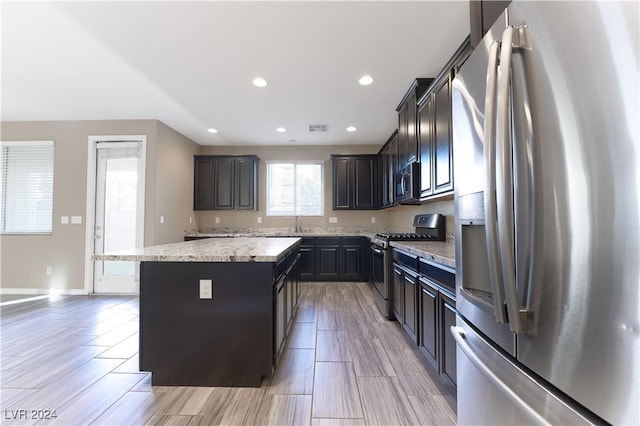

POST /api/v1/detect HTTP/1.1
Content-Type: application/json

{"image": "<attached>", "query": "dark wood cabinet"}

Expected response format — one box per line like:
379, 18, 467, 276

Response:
396, 79, 433, 171
194, 157, 215, 209
417, 38, 471, 200
298, 238, 316, 279
332, 155, 377, 210
403, 268, 418, 341
274, 275, 286, 358
299, 237, 369, 281
274, 250, 300, 365
440, 290, 457, 386
418, 258, 457, 389
194, 155, 259, 210
333, 157, 350, 209
378, 130, 398, 208
418, 95, 434, 198
235, 156, 258, 210
341, 238, 363, 280
433, 77, 453, 194
420, 278, 438, 366
392, 265, 403, 324
318, 239, 340, 279
392, 248, 419, 344
215, 157, 235, 209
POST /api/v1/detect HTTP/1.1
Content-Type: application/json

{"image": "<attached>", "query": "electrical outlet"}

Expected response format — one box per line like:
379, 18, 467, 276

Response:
199, 279, 212, 299
189, 216, 193, 224
371, 216, 376, 223
329, 217, 337, 224
61, 216, 69, 224
215, 217, 220, 224
160, 215, 165, 224
257, 216, 262, 224
46, 266, 52, 276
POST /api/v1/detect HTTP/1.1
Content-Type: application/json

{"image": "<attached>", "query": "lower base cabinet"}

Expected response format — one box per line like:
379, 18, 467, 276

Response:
440, 290, 457, 386
301, 237, 368, 281
420, 279, 438, 365
274, 252, 300, 365
392, 247, 457, 389
418, 274, 457, 388
392, 249, 419, 344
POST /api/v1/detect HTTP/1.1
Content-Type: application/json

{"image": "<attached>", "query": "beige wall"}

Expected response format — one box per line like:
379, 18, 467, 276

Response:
0, 120, 198, 292
153, 122, 200, 244
385, 195, 455, 238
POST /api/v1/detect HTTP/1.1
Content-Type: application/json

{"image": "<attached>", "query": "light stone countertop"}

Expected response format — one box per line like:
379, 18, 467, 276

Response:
93, 237, 301, 263
390, 241, 456, 269
185, 227, 377, 240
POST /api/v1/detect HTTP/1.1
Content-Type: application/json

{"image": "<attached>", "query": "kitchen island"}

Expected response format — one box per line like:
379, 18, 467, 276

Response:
94, 237, 301, 387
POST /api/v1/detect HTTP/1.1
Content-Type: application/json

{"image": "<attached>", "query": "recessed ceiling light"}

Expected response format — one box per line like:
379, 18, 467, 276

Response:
346, 126, 357, 132
252, 77, 268, 87
207, 128, 218, 133
276, 127, 287, 133
358, 75, 374, 86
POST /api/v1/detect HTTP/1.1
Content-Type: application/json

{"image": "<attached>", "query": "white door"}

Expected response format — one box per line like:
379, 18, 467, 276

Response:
93, 141, 145, 294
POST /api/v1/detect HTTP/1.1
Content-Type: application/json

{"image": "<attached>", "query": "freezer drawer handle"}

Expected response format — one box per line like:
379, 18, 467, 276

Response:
450, 326, 549, 425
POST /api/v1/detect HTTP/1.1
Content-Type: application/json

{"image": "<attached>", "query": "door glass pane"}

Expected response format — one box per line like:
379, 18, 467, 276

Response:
103, 156, 137, 276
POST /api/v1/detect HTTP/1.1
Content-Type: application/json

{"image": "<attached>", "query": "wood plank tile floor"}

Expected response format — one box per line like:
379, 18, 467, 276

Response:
0, 282, 456, 425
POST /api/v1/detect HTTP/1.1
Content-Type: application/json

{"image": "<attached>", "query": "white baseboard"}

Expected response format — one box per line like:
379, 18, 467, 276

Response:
0, 288, 87, 296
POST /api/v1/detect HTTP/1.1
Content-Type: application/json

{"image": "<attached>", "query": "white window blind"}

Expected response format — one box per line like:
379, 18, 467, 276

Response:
0, 141, 54, 234
267, 162, 323, 216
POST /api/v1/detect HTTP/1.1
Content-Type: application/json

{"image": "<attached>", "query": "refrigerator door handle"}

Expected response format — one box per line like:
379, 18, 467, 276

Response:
483, 39, 508, 324
496, 26, 527, 334
510, 25, 537, 323
451, 326, 550, 425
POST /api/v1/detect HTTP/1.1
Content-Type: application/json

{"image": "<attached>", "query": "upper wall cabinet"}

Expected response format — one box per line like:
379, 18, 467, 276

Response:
378, 130, 398, 208
396, 79, 433, 171
331, 154, 378, 210
418, 37, 472, 200
194, 155, 259, 210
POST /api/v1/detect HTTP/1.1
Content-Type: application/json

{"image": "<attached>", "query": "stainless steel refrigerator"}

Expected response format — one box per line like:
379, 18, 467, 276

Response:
452, 1, 639, 424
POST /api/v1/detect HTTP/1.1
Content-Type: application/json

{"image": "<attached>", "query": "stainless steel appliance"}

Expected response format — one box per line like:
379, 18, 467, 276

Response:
452, 1, 639, 424
394, 162, 420, 204
370, 213, 445, 318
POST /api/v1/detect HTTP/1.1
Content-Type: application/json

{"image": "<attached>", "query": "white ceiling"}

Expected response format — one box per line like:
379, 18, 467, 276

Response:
1, 1, 470, 146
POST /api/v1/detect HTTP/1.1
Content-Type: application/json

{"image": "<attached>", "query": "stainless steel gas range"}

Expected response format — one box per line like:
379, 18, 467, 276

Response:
370, 213, 446, 318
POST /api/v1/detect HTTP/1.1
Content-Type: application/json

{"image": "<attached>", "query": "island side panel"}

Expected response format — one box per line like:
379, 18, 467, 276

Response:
139, 261, 275, 387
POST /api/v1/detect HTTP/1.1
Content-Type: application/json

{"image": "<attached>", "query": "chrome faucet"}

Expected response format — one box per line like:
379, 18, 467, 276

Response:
295, 216, 302, 233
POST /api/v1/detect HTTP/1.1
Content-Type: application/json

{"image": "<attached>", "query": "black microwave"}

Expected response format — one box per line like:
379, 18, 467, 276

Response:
394, 162, 421, 204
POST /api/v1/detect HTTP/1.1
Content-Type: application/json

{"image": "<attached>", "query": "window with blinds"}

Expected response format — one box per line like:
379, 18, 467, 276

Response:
0, 141, 54, 234
267, 162, 323, 216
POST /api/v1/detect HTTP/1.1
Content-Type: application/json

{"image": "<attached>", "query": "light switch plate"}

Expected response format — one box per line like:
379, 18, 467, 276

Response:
71, 216, 82, 224
160, 215, 165, 224
199, 279, 212, 299
329, 217, 337, 223
371, 216, 376, 223
215, 217, 220, 224
257, 216, 262, 224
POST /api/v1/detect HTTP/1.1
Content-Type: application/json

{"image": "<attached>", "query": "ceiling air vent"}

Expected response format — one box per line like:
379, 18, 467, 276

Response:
307, 124, 328, 133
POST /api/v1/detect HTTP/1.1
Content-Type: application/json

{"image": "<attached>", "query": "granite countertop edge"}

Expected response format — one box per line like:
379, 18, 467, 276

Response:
389, 241, 456, 269
185, 228, 378, 239
93, 237, 302, 263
